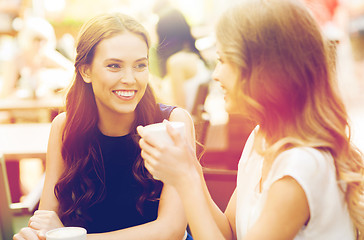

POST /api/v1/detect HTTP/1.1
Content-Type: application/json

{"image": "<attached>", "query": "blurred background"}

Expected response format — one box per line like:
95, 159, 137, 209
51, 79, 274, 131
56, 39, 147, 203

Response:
0, 0, 363, 230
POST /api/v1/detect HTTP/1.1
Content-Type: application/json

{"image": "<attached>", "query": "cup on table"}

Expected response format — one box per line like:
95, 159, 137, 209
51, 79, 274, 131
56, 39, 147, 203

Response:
46, 227, 87, 240
141, 121, 185, 145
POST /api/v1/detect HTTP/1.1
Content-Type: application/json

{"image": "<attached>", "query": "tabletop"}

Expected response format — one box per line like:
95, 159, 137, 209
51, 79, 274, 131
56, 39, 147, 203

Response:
0, 95, 64, 111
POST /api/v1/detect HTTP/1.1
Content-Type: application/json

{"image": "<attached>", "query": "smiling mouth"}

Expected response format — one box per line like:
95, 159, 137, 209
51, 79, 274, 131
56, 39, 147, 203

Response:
219, 85, 227, 95
113, 90, 136, 99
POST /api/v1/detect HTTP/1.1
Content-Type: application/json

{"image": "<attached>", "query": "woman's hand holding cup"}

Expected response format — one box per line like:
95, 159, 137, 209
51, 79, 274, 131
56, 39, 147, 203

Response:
28, 210, 64, 239
137, 120, 199, 188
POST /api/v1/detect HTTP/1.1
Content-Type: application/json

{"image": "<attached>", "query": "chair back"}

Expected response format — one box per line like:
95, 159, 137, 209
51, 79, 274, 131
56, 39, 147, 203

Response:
203, 167, 237, 212
0, 154, 15, 240
191, 81, 210, 120
191, 81, 211, 150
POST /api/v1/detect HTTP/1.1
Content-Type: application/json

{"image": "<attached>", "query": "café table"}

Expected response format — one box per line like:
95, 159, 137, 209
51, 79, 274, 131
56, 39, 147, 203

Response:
0, 94, 65, 123
0, 95, 64, 111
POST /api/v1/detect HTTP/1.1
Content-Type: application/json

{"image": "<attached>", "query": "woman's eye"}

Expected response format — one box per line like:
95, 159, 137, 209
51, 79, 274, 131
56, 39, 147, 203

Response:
135, 63, 148, 71
107, 63, 121, 69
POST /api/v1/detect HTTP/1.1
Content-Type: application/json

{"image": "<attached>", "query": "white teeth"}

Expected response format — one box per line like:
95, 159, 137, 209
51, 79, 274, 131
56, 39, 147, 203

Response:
114, 90, 135, 97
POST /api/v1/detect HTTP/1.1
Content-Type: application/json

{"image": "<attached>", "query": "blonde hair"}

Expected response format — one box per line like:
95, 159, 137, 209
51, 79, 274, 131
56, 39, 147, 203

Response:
216, 0, 364, 237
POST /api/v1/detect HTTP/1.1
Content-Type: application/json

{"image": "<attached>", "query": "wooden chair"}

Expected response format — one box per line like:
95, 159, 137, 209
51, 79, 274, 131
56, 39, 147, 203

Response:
191, 82, 211, 156
0, 154, 35, 240
190, 81, 210, 121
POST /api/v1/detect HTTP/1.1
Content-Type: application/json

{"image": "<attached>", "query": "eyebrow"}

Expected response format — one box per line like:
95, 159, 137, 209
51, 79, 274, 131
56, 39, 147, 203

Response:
105, 57, 148, 62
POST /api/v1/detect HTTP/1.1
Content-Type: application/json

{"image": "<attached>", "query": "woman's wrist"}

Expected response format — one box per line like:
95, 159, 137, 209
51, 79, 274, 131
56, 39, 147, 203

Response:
174, 166, 202, 194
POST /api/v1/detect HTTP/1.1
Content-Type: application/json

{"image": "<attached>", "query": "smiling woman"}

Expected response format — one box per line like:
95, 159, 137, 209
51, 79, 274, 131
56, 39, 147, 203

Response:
13, 12, 195, 240
79, 32, 150, 131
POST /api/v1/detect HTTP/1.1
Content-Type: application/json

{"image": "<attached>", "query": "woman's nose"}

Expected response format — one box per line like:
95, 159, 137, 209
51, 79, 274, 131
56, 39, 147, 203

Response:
120, 68, 136, 84
212, 67, 220, 82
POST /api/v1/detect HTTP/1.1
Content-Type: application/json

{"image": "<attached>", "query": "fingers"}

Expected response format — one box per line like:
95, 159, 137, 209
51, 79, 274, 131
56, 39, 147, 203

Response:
140, 143, 157, 167
28, 210, 63, 232
138, 122, 185, 183
139, 138, 162, 159
136, 125, 144, 137
137, 125, 172, 149
13, 227, 40, 240
139, 138, 164, 180
29, 220, 41, 230
137, 126, 158, 146
29, 214, 47, 229
37, 230, 46, 240
165, 121, 183, 146
144, 160, 160, 180
140, 140, 159, 177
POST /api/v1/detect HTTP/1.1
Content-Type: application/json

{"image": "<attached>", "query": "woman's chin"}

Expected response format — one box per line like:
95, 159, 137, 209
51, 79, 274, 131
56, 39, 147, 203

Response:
225, 101, 240, 114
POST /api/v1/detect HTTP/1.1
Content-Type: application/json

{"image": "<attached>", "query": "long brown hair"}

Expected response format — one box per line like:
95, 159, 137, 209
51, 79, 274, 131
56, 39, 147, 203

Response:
54, 13, 161, 224
216, 0, 363, 237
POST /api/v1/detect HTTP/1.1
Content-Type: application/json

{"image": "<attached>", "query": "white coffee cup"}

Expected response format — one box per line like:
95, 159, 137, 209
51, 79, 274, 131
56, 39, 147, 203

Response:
141, 121, 185, 145
46, 227, 87, 240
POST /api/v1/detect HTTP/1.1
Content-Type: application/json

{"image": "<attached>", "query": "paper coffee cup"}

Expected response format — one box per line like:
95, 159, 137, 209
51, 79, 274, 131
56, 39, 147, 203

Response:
142, 121, 185, 145
46, 227, 87, 240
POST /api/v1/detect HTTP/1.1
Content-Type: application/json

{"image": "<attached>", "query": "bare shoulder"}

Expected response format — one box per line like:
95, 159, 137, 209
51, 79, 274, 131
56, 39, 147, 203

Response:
52, 112, 66, 124
169, 107, 196, 146
50, 112, 67, 133
168, 52, 199, 65
169, 107, 193, 123
167, 52, 199, 76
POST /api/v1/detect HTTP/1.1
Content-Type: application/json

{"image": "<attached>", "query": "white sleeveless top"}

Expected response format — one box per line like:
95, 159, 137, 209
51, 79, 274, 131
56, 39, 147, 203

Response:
236, 127, 355, 239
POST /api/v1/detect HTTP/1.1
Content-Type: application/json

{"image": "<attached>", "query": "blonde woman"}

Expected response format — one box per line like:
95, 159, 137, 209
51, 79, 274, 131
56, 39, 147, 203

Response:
138, 0, 364, 239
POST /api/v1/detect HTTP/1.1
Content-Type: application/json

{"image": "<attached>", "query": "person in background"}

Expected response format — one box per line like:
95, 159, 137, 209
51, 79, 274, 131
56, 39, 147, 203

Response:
0, 16, 73, 99
0, 0, 23, 35
13, 12, 194, 240
138, 0, 364, 239
151, 1, 210, 114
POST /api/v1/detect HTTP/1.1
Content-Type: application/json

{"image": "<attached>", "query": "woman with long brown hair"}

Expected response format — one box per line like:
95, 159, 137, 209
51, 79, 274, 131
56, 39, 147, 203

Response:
13, 12, 194, 240
138, 0, 364, 239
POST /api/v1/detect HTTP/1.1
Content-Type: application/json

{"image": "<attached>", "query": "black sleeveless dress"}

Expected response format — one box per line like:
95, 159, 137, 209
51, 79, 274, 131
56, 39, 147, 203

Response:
65, 104, 176, 233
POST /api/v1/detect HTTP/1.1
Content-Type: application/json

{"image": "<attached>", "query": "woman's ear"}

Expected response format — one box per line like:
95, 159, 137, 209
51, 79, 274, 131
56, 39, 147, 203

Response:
80, 65, 92, 83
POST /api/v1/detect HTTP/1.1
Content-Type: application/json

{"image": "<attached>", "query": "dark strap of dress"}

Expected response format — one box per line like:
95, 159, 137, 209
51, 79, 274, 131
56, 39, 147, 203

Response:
155, 103, 176, 122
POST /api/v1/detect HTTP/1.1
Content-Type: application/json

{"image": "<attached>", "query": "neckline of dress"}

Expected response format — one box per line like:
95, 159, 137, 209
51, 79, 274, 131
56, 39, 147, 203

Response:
97, 127, 133, 138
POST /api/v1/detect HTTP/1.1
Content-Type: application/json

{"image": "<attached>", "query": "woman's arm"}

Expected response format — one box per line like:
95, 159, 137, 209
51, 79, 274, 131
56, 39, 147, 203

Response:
20, 185, 187, 240
169, 107, 235, 239
32, 113, 67, 232
138, 108, 235, 240
185, 168, 236, 240
13, 113, 67, 240
39, 113, 66, 211
88, 184, 187, 240
224, 189, 237, 239
243, 176, 309, 240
